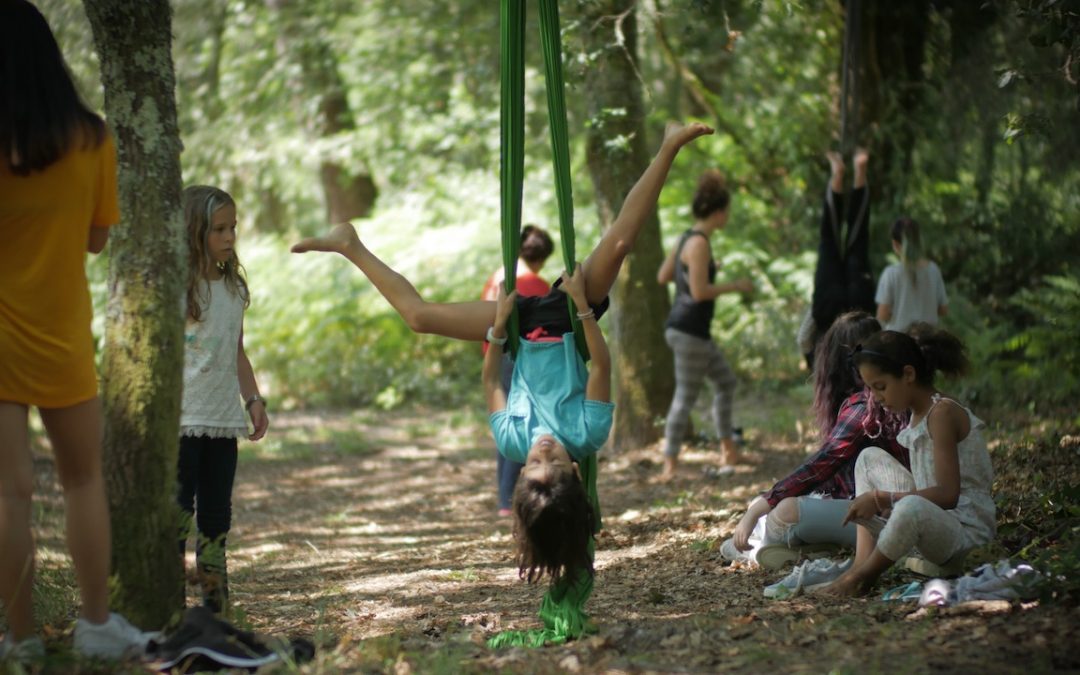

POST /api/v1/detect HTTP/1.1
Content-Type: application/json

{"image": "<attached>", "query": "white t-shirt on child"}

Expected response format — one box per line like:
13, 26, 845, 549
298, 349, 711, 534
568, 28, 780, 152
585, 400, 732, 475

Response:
875, 261, 948, 332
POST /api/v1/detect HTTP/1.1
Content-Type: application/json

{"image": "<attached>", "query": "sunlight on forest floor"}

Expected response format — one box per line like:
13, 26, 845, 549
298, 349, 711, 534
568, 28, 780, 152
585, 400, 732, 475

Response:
17, 391, 1080, 673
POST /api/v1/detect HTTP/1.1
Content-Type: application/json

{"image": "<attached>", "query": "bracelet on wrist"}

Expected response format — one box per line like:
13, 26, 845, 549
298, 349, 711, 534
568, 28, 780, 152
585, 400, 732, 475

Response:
245, 394, 266, 411
576, 309, 595, 320
485, 325, 508, 346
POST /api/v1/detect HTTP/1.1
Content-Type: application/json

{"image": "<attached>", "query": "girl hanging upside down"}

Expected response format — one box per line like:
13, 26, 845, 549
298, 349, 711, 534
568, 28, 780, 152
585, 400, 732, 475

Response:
292, 121, 713, 585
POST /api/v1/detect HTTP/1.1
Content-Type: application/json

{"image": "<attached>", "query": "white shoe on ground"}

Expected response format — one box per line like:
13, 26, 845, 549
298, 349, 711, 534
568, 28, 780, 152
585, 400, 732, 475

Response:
763, 557, 853, 599
74, 612, 157, 659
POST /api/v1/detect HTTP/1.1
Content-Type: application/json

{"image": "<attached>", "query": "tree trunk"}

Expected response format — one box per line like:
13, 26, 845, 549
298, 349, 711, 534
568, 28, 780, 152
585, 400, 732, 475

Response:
83, 0, 186, 628
267, 0, 378, 224
569, 0, 674, 451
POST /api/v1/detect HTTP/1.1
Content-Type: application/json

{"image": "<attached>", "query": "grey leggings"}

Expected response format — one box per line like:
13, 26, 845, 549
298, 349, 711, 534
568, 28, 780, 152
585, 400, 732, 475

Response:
764, 497, 857, 548
663, 328, 736, 457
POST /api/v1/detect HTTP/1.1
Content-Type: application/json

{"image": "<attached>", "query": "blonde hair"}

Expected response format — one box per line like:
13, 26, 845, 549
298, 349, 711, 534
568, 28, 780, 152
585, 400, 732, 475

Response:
183, 185, 249, 321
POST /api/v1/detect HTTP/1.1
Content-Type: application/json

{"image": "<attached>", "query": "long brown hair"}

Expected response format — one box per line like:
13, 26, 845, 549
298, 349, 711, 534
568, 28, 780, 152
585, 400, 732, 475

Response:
183, 185, 249, 321
0, 0, 106, 175
511, 469, 595, 585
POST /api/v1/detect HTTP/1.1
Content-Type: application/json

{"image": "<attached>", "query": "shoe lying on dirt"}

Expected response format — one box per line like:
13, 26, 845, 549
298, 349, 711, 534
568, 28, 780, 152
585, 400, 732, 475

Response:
74, 612, 158, 659
755, 542, 842, 571
764, 557, 853, 599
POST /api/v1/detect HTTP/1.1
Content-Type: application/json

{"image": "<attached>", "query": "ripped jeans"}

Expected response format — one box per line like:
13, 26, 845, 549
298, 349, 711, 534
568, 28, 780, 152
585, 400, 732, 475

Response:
763, 496, 857, 549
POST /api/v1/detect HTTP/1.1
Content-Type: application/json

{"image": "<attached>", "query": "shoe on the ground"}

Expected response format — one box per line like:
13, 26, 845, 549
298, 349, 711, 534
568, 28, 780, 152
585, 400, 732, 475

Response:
0, 634, 45, 663
764, 557, 853, 599
74, 612, 157, 659
902, 553, 967, 578
720, 537, 752, 563
755, 542, 842, 571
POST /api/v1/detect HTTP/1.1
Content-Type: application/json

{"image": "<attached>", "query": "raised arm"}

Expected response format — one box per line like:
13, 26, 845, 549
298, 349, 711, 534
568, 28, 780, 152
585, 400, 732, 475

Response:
483, 287, 516, 414
559, 264, 610, 402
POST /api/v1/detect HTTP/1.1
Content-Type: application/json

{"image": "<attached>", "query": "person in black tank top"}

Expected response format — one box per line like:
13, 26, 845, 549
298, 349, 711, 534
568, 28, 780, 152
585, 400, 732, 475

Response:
657, 170, 753, 481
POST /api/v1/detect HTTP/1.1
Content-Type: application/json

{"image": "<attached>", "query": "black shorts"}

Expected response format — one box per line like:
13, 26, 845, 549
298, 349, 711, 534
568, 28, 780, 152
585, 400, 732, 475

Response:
516, 278, 610, 335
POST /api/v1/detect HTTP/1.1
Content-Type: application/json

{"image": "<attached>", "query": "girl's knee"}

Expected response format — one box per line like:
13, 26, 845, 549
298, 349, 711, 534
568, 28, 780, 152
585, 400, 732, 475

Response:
854, 445, 890, 471
774, 497, 800, 525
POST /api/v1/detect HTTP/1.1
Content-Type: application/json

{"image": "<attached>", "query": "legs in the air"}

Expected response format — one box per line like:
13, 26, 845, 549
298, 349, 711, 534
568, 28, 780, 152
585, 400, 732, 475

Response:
292, 122, 715, 337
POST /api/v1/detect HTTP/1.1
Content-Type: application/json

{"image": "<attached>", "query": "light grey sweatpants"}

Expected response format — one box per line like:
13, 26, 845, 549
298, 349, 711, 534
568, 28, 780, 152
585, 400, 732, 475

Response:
854, 447, 969, 564
662, 328, 736, 457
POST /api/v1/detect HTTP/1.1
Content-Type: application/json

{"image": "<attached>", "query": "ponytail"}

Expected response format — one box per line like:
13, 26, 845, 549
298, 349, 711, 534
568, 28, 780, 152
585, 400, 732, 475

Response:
852, 324, 968, 387
891, 217, 923, 287
908, 322, 968, 380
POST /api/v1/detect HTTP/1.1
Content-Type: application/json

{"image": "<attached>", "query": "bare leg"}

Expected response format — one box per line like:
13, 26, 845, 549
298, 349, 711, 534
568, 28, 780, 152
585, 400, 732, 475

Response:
852, 147, 868, 189
39, 398, 110, 624
826, 151, 845, 192
0, 402, 35, 640
293, 224, 496, 341
581, 122, 714, 305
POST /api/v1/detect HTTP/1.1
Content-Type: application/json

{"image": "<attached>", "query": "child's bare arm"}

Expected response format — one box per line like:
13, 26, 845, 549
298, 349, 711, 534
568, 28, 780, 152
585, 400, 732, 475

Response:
483, 288, 516, 414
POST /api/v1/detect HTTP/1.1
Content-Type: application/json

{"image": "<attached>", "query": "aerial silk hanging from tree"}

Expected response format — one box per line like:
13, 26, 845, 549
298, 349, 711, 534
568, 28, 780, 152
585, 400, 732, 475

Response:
487, 0, 602, 649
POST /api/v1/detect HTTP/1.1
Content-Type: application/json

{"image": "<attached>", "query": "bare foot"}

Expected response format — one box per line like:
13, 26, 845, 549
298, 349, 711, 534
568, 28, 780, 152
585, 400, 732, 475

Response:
657, 456, 678, 483
853, 147, 869, 188
291, 223, 361, 255
821, 571, 870, 597
721, 437, 742, 466
663, 121, 715, 151
826, 150, 845, 192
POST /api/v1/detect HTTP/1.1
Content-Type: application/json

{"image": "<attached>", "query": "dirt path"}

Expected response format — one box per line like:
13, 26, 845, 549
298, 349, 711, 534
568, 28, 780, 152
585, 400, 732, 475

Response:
210, 403, 1080, 673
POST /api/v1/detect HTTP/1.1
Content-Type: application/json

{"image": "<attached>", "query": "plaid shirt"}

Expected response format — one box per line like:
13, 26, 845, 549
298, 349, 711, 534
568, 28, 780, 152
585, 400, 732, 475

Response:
763, 391, 909, 507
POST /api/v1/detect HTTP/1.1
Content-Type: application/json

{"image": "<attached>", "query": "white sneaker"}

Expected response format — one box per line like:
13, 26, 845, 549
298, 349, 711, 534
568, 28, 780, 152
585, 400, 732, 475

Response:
0, 634, 45, 663
763, 557, 853, 599
74, 612, 156, 659
720, 537, 752, 563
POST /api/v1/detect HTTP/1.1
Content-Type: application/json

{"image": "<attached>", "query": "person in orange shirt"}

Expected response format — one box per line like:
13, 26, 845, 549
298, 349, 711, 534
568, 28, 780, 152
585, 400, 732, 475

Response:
0, 0, 152, 661
481, 225, 554, 516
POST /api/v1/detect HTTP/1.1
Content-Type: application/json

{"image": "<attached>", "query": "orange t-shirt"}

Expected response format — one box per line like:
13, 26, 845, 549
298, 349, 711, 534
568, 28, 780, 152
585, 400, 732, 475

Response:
0, 133, 119, 407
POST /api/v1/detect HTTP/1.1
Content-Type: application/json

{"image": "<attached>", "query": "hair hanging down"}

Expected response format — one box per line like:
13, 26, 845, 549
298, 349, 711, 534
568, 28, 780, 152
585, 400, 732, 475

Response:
852, 323, 969, 387
890, 217, 923, 286
811, 311, 901, 439
691, 169, 730, 220
519, 224, 554, 265
182, 185, 249, 322
511, 470, 595, 585
0, 0, 107, 175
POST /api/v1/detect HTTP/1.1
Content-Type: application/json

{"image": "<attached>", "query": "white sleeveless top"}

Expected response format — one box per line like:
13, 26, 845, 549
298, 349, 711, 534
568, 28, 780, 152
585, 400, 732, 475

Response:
180, 279, 247, 438
897, 394, 995, 545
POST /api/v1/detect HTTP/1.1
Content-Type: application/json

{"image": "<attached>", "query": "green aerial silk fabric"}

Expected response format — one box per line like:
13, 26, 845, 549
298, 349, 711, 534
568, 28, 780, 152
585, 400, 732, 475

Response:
490, 1, 598, 646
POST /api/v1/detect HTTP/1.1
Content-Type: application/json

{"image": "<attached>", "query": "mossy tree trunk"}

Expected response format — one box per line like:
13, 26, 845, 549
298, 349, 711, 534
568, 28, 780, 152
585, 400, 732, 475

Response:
83, 0, 186, 628
569, 0, 674, 452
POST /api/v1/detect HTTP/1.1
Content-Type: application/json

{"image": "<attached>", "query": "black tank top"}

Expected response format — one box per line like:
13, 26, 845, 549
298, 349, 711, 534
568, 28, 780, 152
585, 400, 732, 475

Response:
665, 230, 717, 339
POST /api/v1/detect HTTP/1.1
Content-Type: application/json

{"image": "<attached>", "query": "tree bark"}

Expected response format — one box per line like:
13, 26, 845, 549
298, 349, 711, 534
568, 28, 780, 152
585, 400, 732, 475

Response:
569, 0, 674, 451
83, 0, 186, 627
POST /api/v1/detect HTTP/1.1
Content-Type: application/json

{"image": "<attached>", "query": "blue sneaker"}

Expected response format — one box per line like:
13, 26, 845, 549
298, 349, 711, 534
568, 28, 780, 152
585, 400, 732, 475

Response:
763, 557, 853, 599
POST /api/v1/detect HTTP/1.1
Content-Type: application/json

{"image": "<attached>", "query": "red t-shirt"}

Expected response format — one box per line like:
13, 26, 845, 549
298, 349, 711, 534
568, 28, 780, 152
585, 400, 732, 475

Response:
481, 266, 550, 354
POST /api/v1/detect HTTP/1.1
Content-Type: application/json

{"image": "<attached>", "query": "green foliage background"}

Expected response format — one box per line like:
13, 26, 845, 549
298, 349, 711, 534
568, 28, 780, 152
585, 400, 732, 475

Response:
41, 0, 1080, 415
